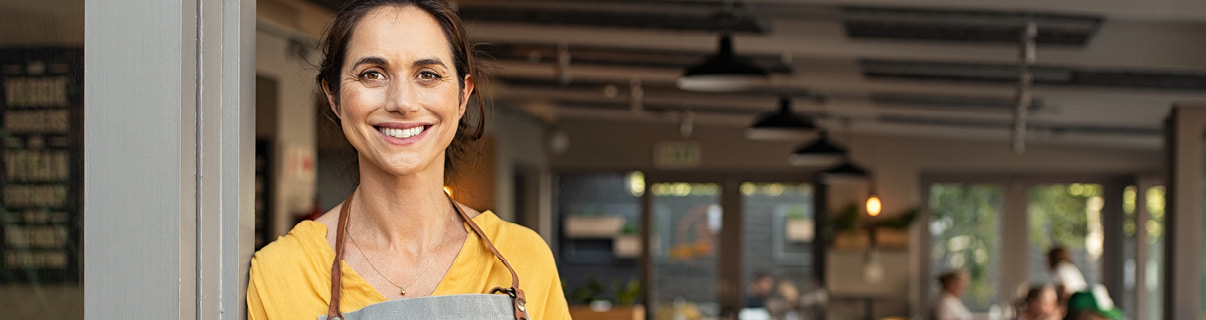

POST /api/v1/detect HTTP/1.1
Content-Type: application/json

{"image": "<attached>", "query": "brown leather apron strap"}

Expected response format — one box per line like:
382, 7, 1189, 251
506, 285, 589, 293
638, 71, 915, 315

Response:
326, 190, 529, 320
449, 197, 529, 320
327, 190, 355, 320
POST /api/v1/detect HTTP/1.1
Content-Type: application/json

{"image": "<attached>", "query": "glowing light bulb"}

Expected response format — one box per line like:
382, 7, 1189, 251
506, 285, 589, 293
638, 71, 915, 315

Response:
866, 195, 882, 217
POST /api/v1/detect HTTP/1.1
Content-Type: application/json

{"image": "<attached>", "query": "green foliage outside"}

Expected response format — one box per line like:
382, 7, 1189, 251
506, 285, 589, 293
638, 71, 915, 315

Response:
1027, 184, 1100, 252
930, 183, 1108, 312
929, 184, 1002, 312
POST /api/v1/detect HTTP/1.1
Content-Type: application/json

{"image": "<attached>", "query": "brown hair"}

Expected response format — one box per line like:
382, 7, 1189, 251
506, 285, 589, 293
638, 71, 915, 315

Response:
1047, 246, 1070, 269
316, 0, 487, 173
938, 270, 964, 288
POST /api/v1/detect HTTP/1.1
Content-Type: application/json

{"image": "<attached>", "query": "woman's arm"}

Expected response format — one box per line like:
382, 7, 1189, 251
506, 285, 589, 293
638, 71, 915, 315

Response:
246, 258, 270, 320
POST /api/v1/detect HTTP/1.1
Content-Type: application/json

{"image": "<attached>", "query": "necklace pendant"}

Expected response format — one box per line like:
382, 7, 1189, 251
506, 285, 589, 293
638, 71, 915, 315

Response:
400, 288, 406, 296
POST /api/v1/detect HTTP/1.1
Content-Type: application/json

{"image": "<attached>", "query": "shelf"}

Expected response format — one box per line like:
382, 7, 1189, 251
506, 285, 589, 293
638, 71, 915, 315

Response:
565, 215, 625, 239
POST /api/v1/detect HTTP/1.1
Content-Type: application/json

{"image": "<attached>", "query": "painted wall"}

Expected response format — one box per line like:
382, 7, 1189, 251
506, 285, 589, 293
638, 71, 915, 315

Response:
256, 28, 319, 238
488, 107, 552, 222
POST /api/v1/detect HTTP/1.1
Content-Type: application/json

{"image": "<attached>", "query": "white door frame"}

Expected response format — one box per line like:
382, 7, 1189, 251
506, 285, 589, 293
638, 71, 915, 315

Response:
1165, 105, 1206, 320
83, 0, 254, 318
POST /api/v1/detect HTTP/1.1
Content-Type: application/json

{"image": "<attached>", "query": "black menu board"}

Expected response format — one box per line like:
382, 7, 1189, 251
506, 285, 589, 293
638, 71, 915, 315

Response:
0, 47, 84, 283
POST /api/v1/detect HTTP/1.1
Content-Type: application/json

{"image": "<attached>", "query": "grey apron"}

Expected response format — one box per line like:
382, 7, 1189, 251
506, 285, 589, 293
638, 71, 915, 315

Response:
321, 191, 530, 320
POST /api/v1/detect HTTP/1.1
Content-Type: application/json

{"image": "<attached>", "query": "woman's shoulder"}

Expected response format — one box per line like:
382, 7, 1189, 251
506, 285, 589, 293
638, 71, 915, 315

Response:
251, 221, 333, 273
469, 211, 570, 319
248, 221, 340, 320
472, 211, 550, 252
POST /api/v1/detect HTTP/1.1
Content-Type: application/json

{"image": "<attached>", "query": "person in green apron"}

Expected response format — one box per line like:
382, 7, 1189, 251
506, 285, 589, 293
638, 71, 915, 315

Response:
246, 1, 571, 319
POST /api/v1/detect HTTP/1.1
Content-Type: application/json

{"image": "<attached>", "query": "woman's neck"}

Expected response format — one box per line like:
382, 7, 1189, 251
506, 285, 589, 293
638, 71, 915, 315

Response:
348, 160, 462, 253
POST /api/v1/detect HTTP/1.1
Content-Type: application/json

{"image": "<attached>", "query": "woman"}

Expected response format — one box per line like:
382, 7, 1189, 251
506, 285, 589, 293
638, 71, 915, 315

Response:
932, 271, 972, 320
1016, 285, 1061, 320
246, 1, 570, 319
1047, 247, 1088, 299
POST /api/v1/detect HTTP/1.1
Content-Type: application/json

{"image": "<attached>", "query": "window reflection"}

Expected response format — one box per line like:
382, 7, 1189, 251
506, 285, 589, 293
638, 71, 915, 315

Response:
929, 183, 1003, 312
652, 182, 721, 319
741, 183, 818, 319
1027, 184, 1105, 288
0, 1, 85, 319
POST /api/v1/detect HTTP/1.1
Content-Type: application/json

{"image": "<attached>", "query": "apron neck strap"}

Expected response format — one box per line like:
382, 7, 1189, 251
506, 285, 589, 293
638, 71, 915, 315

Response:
327, 190, 354, 319
327, 190, 529, 320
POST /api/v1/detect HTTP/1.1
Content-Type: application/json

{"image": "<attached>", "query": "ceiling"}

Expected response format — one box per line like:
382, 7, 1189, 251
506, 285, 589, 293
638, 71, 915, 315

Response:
307, 0, 1206, 149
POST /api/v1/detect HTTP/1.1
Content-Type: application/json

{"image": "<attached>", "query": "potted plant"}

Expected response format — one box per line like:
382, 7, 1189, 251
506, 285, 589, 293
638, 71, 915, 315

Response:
568, 278, 646, 320
828, 203, 917, 249
613, 223, 641, 258
784, 206, 814, 242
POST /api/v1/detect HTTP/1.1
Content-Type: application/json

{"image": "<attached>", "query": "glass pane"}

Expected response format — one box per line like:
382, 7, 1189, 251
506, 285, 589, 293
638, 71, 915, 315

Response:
929, 183, 1003, 312
1121, 185, 1137, 319
555, 172, 642, 306
1145, 186, 1165, 320
0, 1, 85, 318
740, 183, 816, 314
651, 182, 721, 319
1027, 184, 1103, 291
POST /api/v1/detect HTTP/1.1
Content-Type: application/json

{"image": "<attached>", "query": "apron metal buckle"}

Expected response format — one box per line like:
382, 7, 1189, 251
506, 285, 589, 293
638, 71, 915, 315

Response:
491, 287, 517, 298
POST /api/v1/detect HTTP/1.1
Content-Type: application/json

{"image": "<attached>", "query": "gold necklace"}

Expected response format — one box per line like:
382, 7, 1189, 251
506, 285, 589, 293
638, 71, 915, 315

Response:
346, 223, 438, 296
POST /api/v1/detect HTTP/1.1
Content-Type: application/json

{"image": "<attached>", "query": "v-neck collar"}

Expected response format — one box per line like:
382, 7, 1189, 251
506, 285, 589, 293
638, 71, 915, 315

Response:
303, 211, 496, 302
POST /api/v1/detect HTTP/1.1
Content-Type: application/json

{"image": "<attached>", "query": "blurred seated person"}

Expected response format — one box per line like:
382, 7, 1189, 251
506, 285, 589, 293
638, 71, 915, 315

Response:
933, 270, 972, 320
764, 280, 800, 320
1016, 285, 1061, 320
1063, 286, 1123, 320
746, 272, 775, 308
1047, 246, 1088, 298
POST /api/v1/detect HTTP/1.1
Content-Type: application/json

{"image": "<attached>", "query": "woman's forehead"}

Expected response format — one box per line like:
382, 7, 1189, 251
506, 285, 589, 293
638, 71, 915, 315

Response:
345, 6, 453, 66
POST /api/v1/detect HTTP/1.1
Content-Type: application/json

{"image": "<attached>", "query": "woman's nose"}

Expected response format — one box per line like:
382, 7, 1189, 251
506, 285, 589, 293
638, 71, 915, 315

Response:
384, 80, 420, 113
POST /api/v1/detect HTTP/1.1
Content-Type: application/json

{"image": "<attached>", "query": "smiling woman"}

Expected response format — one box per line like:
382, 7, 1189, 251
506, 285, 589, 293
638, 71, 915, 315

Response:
246, 1, 570, 320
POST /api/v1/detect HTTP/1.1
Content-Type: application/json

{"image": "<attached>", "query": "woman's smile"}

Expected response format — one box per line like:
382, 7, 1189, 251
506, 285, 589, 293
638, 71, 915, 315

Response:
375, 124, 430, 143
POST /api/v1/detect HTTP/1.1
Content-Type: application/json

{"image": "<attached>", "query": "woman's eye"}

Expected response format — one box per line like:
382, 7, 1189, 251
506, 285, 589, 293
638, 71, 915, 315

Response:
418, 71, 442, 81
359, 70, 385, 81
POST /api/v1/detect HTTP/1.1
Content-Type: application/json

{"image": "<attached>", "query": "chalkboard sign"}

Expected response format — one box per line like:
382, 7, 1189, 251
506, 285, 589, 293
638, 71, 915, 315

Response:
0, 47, 84, 283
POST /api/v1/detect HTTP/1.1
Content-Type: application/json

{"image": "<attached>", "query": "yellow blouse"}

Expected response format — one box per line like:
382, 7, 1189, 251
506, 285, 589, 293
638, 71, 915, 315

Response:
247, 211, 571, 320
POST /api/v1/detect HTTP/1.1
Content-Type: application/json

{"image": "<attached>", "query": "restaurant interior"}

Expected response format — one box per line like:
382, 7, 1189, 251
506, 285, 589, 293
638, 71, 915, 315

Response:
4, 0, 1206, 319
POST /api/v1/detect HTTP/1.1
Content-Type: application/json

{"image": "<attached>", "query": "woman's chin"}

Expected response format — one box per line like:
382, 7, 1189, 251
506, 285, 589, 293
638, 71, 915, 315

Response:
364, 158, 437, 178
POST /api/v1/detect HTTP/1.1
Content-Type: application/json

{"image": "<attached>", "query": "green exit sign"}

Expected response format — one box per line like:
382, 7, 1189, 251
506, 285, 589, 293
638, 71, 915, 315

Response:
653, 141, 700, 168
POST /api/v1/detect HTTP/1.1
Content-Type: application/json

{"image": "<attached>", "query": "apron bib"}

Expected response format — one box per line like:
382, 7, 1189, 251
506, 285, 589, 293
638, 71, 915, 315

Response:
319, 294, 514, 320
323, 191, 530, 320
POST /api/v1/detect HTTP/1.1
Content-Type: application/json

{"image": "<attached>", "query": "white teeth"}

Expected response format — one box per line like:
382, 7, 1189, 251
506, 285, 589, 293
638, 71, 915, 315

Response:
380, 126, 424, 139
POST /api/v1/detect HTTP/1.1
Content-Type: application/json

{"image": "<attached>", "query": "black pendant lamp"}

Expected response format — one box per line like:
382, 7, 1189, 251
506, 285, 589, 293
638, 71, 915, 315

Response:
746, 97, 818, 140
677, 33, 769, 92
790, 131, 847, 166
820, 159, 870, 184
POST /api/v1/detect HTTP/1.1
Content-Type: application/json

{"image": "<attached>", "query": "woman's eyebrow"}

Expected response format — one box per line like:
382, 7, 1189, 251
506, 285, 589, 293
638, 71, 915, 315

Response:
413, 58, 446, 69
351, 56, 388, 70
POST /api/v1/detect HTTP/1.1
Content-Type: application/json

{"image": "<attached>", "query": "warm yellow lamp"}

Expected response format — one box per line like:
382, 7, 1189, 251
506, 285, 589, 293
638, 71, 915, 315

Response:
866, 194, 882, 217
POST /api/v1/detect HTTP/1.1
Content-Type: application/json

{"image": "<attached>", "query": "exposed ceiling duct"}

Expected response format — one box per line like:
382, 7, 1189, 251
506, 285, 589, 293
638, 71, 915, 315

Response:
841, 6, 1103, 46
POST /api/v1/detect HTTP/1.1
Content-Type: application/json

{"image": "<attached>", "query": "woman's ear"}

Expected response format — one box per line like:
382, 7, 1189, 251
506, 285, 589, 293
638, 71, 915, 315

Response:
322, 79, 340, 118
458, 74, 475, 118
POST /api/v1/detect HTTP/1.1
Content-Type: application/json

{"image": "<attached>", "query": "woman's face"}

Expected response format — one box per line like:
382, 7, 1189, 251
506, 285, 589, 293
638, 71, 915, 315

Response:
326, 5, 473, 177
